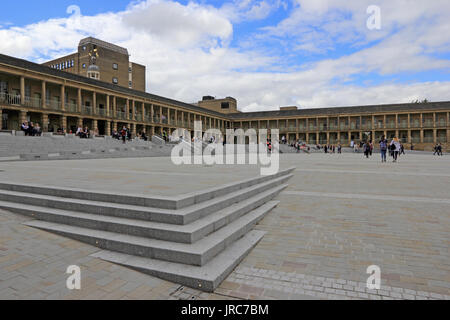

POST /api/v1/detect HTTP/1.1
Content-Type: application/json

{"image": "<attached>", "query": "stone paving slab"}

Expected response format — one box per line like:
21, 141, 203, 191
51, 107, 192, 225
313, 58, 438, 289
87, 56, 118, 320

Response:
0, 153, 449, 300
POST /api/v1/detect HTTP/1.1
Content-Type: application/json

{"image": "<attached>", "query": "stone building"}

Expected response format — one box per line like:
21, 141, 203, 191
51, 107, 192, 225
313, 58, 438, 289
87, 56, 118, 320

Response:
42, 38, 146, 92
0, 38, 449, 151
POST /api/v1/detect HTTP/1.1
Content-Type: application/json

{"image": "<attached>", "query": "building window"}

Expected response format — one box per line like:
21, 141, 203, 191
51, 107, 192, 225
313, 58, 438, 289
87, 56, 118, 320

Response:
82, 45, 86, 51
82, 64, 86, 69
129, 81, 132, 87
221, 102, 230, 109
113, 63, 118, 70
129, 67, 132, 73
112, 77, 118, 84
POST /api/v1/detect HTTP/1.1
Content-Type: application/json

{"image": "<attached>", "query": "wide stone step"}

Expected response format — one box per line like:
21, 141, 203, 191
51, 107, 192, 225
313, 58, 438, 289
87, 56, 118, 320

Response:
0, 167, 294, 210
0, 173, 292, 225
90, 230, 265, 292
23, 201, 279, 266
0, 185, 286, 243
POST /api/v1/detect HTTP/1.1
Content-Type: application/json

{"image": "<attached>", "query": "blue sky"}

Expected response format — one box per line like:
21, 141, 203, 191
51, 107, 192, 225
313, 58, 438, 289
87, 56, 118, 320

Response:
0, 0, 449, 111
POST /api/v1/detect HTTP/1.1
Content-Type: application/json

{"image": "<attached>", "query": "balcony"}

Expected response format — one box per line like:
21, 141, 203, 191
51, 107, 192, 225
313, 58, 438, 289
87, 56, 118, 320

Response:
116, 111, 126, 120
48, 100, 61, 111
98, 109, 106, 117
82, 106, 92, 115
135, 114, 142, 122
385, 122, 395, 129
423, 137, 434, 143
411, 137, 421, 143
66, 102, 78, 113
423, 121, 434, 128
373, 123, 384, 129
398, 122, 408, 129
361, 124, 372, 130
437, 120, 447, 127
410, 121, 420, 128
24, 96, 42, 109
0, 92, 21, 106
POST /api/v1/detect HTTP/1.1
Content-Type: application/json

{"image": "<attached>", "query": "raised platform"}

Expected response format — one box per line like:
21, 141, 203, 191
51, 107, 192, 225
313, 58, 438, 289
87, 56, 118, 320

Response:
0, 163, 294, 291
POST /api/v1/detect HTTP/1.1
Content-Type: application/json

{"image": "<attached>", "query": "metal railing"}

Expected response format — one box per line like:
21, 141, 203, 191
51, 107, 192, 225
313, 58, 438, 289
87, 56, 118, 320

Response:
423, 121, 434, 128
66, 102, 78, 113
48, 100, 61, 110
24, 96, 42, 109
0, 92, 21, 105
98, 109, 106, 117
116, 111, 126, 120
82, 105, 92, 115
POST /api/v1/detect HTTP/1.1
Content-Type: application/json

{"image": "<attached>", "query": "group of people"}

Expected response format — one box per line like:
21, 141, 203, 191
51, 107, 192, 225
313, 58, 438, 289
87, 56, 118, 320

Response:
20, 122, 42, 136
322, 144, 342, 154
111, 127, 132, 144
377, 136, 405, 162
75, 126, 91, 139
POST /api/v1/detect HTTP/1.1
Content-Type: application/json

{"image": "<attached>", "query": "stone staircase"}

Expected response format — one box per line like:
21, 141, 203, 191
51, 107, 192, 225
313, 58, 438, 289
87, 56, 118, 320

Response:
0, 167, 294, 292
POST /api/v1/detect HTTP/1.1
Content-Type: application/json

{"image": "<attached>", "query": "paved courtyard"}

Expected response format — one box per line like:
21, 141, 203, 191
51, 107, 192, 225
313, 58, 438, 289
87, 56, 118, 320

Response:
0, 152, 449, 300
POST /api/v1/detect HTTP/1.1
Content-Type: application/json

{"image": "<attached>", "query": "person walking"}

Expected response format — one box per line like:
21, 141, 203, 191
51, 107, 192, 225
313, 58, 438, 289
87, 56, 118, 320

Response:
120, 126, 127, 144
363, 142, 370, 158
379, 136, 388, 163
390, 137, 401, 162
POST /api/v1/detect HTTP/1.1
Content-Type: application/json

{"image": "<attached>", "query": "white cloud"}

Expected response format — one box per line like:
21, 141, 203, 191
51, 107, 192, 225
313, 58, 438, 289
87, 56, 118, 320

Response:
0, 0, 448, 112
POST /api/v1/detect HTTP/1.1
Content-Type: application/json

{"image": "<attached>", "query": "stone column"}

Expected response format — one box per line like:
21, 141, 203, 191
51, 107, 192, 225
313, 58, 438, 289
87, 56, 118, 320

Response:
159, 107, 163, 124
420, 129, 424, 143
420, 113, 423, 128
433, 129, 437, 144
42, 114, 49, 132
113, 121, 118, 132
132, 100, 136, 120
42, 81, 47, 109
142, 102, 145, 122
408, 130, 411, 144
20, 76, 25, 105
106, 121, 111, 136
126, 99, 130, 120
131, 123, 136, 137
408, 113, 411, 129
61, 85, 65, 111
93, 92, 97, 115
106, 95, 110, 117
19, 110, 27, 124
77, 88, 82, 113
113, 96, 117, 118
60, 116, 67, 133
77, 117, 83, 128
92, 120, 98, 135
